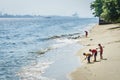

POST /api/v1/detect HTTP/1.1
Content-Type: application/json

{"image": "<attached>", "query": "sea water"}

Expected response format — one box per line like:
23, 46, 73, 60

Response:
0, 17, 98, 80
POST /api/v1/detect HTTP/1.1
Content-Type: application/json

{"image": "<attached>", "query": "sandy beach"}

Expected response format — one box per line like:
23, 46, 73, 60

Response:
70, 23, 120, 80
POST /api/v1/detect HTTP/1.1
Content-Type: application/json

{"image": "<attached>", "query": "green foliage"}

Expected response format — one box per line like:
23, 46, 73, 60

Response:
91, 0, 120, 23
91, 0, 103, 17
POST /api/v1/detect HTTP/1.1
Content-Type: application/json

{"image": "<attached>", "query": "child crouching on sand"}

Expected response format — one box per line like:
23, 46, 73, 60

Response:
83, 53, 92, 63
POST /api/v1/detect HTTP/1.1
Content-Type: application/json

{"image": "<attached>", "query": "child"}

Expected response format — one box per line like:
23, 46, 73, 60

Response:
98, 44, 103, 59
84, 31, 88, 38
89, 49, 97, 62
83, 53, 92, 63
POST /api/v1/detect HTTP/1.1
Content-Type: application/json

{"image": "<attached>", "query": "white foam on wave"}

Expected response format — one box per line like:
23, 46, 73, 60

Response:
56, 38, 80, 43
51, 38, 80, 49
17, 61, 55, 80
37, 48, 52, 54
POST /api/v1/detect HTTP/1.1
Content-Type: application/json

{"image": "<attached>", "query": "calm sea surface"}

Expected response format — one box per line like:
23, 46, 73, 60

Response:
0, 17, 98, 80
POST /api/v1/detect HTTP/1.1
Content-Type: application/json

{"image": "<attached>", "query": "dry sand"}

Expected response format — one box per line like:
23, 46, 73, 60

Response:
70, 24, 120, 80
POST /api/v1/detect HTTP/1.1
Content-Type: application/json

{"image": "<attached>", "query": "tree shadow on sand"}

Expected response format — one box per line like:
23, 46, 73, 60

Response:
108, 26, 120, 30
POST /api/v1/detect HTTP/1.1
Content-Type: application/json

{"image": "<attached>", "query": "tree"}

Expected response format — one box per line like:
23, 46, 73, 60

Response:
91, 0, 120, 23
101, 0, 120, 22
91, 0, 103, 17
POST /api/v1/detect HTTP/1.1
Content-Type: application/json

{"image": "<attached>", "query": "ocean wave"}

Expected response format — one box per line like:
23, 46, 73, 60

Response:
37, 32, 81, 42
17, 61, 55, 80
29, 38, 80, 55
49, 32, 81, 39
37, 47, 54, 54
30, 32, 81, 55
29, 46, 57, 55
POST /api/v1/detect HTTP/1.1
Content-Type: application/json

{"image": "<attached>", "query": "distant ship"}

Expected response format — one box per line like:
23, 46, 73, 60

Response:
72, 13, 79, 18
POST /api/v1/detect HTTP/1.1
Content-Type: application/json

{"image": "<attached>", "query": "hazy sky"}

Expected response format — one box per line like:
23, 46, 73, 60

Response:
0, 0, 94, 17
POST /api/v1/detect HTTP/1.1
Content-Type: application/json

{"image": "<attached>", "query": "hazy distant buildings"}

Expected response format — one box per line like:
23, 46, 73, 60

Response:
0, 12, 39, 18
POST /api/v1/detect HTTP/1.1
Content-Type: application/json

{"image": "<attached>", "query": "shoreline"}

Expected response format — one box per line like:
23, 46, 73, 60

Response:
69, 23, 120, 80
17, 43, 82, 80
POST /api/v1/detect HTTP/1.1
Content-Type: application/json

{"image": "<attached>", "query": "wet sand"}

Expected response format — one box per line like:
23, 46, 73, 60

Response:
70, 24, 120, 80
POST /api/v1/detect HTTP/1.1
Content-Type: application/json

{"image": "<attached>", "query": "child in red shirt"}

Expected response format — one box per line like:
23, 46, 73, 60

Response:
89, 49, 97, 62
